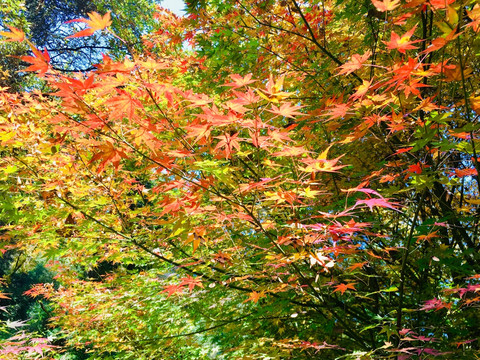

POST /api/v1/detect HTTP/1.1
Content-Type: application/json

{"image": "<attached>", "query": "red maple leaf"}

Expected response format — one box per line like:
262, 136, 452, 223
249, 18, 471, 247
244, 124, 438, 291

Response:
467, 4, 480, 32
428, 0, 455, 9
394, 147, 413, 154
355, 197, 401, 212
420, 298, 451, 311
407, 162, 429, 175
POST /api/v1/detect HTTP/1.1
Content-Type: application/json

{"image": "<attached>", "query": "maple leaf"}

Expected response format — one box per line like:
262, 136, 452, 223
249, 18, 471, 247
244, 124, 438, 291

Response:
272, 146, 307, 157
309, 252, 335, 270
89, 141, 129, 173
422, 37, 447, 54
371, 0, 400, 12
244, 291, 266, 303
427, 0, 455, 9
267, 102, 304, 118
394, 147, 413, 155
406, 162, 421, 174
179, 275, 204, 292
268, 129, 293, 143
66, 11, 112, 38
467, 4, 480, 32
416, 231, 440, 243
350, 79, 373, 100
161, 284, 183, 297
186, 122, 211, 144
326, 103, 350, 120
337, 51, 371, 76
256, 75, 290, 103
223, 73, 256, 88
21, 48, 50, 75
342, 186, 383, 198
94, 54, 135, 73
455, 339, 477, 348
384, 26, 421, 54
420, 298, 451, 311
300, 156, 346, 173
214, 132, 241, 159
355, 197, 401, 212
108, 89, 144, 121
185, 92, 214, 107
454, 168, 477, 177
0, 26, 25, 42
348, 262, 368, 271
332, 283, 356, 295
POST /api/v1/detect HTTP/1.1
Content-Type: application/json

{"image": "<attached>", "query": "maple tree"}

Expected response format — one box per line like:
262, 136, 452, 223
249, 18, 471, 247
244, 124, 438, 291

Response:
1, 0, 480, 358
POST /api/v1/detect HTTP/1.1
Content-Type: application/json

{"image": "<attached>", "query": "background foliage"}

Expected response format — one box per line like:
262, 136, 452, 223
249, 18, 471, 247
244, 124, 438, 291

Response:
2, 0, 480, 359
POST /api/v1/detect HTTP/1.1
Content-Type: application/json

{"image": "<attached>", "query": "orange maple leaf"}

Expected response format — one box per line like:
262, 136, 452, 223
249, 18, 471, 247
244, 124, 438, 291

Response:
454, 168, 477, 177
350, 79, 373, 100
0, 26, 25, 42
89, 141, 129, 173
348, 262, 368, 271
326, 103, 351, 120
416, 231, 440, 243
467, 4, 480, 32
427, 0, 455, 9
268, 102, 304, 119
66, 11, 112, 38
108, 89, 144, 121
244, 291, 266, 303
21, 48, 50, 75
223, 73, 256, 88
214, 132, 241, 159
422, 37, 447, 54
161, 284, 182, 297
333, 283, 356, 295
371, 0, 400, 12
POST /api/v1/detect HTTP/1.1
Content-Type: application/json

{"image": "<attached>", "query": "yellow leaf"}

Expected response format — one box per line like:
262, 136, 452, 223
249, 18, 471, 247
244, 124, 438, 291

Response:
446, 5, 458, 26
304, 186, 321, 198
317, 144, 333, 160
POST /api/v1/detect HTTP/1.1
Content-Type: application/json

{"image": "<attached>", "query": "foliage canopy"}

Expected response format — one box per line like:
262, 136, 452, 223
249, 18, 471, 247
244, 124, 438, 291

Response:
2, 0, 480, 359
